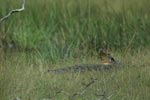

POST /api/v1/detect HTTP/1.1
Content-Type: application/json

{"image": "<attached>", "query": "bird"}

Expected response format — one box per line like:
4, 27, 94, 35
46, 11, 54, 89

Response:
99, 48, 116, 65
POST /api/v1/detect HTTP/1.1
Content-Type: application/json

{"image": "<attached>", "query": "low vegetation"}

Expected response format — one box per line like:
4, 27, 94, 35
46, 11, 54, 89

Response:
0, 49, 150, 100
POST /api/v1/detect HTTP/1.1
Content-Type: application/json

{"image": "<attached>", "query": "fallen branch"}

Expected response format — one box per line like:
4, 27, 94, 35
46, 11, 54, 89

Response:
42, 78, 98, 100
95, 91, 113, 100
69, 77, 97, 99
0, 0, 26, 23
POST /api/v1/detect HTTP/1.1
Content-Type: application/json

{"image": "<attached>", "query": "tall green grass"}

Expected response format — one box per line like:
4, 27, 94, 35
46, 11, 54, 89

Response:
0, 0, 150, 61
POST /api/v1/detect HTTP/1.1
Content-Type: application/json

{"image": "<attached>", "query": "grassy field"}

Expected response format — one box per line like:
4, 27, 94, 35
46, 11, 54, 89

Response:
0, 50, 150, 100
0, 0, 150, 100
0, 0, 150, 60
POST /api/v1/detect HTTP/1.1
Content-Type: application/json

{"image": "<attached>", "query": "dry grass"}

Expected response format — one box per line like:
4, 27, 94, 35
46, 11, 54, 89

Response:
0, 49, 150, 100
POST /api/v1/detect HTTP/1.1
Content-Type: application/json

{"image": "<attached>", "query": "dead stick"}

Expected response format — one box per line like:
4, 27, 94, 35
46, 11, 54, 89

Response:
0, 0, 25, 23
70, 78, 97, 99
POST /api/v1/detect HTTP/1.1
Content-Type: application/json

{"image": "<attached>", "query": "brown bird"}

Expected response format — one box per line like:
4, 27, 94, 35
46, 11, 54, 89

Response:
99, 48, 116, 65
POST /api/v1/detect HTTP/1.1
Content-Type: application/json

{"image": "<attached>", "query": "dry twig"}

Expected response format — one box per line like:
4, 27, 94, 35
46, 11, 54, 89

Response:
95, 91, 113, 100
69, 77, 97, 99
0, 0, 25, 23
